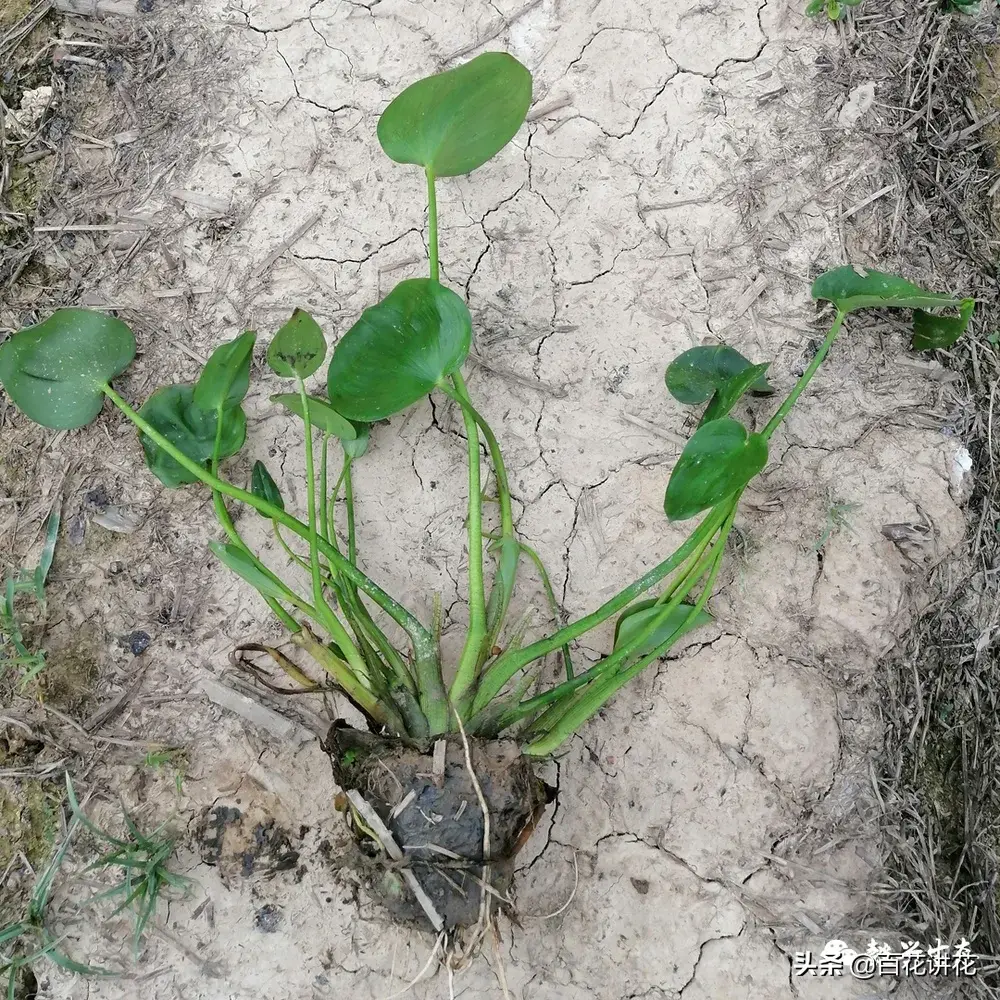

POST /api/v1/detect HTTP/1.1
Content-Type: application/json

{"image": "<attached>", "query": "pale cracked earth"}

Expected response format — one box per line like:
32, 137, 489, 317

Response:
37, 1, 974, 998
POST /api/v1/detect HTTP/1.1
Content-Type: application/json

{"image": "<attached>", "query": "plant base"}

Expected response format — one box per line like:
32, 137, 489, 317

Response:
325, 723, 552, 930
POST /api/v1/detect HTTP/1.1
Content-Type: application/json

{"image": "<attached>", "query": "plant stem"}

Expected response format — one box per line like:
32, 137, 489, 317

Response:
516, 510, 729, 734
209, 411, 300, 634
426, 168, 439, 281
472, 500, 732, 714
437, 380, 518, 646
449, 371, 487, 715
522, 506, 736, 756
762, 310, 846, 441
319, 432, 331, 563
344, 459, 357, 565
101, 385, 433, 651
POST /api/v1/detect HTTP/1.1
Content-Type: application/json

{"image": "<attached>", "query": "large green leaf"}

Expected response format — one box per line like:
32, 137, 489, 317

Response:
911, 298, 975, 351
138, 384, 246, 488
270, 392, 357, 439
0, 309, 136, 429
666, 346, 772, 406
327, 278, 473, 421
377, 52, 532, 177
664, 418, 768, 521
811, 267, 963, 314
613, 600, 714, 664
266, 309, 326, 379
251, 461, 284, 512
194, 330, 256, 411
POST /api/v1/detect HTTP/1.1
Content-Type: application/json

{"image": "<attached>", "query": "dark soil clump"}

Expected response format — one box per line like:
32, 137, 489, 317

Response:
325, 722, 551, 930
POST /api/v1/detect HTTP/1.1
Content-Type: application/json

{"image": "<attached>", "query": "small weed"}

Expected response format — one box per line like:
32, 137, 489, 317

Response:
142, 748, 187, 795
813, 498, 861, 551
1, 511, 58, 691
0, 808, 103, 1000
66, 777, 190, 958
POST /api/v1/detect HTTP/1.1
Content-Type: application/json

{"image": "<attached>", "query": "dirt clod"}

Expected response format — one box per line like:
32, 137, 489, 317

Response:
326, 723, 550, 930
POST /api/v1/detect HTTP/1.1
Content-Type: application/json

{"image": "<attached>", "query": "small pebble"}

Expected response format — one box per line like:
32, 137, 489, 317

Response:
125, 630, 150, 656
254, 904, 282, 933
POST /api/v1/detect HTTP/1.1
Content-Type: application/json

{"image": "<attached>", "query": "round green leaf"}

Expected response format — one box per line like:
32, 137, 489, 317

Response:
341, 422, 370, 460
138, 384, 247, 488
251, 460, 284, 512
266, 309, 326, 379
270, 393, 357, 439
664, 418, 768, 522
327, 278, 473, 421
666, 346, 772, 406
194, 330, 256, 411
911, 298, 975, 351
0, 309, 136, 429
377, 52, 533, 177
811, 267, 963, 314
613, 600, 714, 665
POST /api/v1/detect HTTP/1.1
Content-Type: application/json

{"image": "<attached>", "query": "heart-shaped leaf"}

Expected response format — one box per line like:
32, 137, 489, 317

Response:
665, 418, 768, 521
266, 309, 326, 379
613, 600, 713, 664
270, 393, 357, 439
812, 267, 963, 314
702, 362, 772, 425
194, 330, 256, 411
666, 346, 772, 406
377, 52, 532, 177
138, 384, 246, 488
0, 309, 136, 429
341, 422, 370, 460
251, 460, 284, 512
911, 298, 975, 351
209, 542, 294, 602
327, 278, 472, 421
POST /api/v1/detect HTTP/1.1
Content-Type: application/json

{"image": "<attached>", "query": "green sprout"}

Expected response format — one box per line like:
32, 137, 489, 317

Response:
65, 776, 189, 959
1, 510, 59, 691
0, 804, 103, 1000
0, 54, 975, 760
814, 499, 862, 551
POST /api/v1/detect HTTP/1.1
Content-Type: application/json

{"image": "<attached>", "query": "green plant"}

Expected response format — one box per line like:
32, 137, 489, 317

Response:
814, 499, 862, 551
65, 777, 189, 958
0, 52, 975, 929
806, 0, 990, 19
1, 511, 59, 690
0, 806, 101, 1000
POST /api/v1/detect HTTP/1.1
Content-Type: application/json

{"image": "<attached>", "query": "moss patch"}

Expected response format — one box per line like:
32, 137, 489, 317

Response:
0, 0, 33, 31
0, 780, 58, 871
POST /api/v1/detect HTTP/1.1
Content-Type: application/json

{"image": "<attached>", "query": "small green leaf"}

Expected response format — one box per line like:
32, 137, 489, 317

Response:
811, 267, 963, 314
327, 278, 473, 421
341, 422, 370, 460
911, 298, 975, 351
209, 542, 294, 602
613, 600, 714, 664
271, 392, 357, 439
666, 346, 772, 406
0, 309, 136, 429
266, 309, 326, 379
664, 418, 768, 521
194, 330, 256, 411
251, 461, 284, 511
377, 52, 533, 177
702, 362, 773, 424
138, 384, 246, 488
805, 0, 826, 13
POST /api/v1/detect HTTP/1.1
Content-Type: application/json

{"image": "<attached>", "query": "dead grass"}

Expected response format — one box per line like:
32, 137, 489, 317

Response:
839, 3, 1000, 992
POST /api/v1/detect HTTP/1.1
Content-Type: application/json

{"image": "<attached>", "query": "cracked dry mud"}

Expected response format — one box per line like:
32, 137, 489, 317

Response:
41, 2, 975, 998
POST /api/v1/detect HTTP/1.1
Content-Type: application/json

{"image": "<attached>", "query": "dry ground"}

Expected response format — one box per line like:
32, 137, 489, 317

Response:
0, 1, 998, 998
